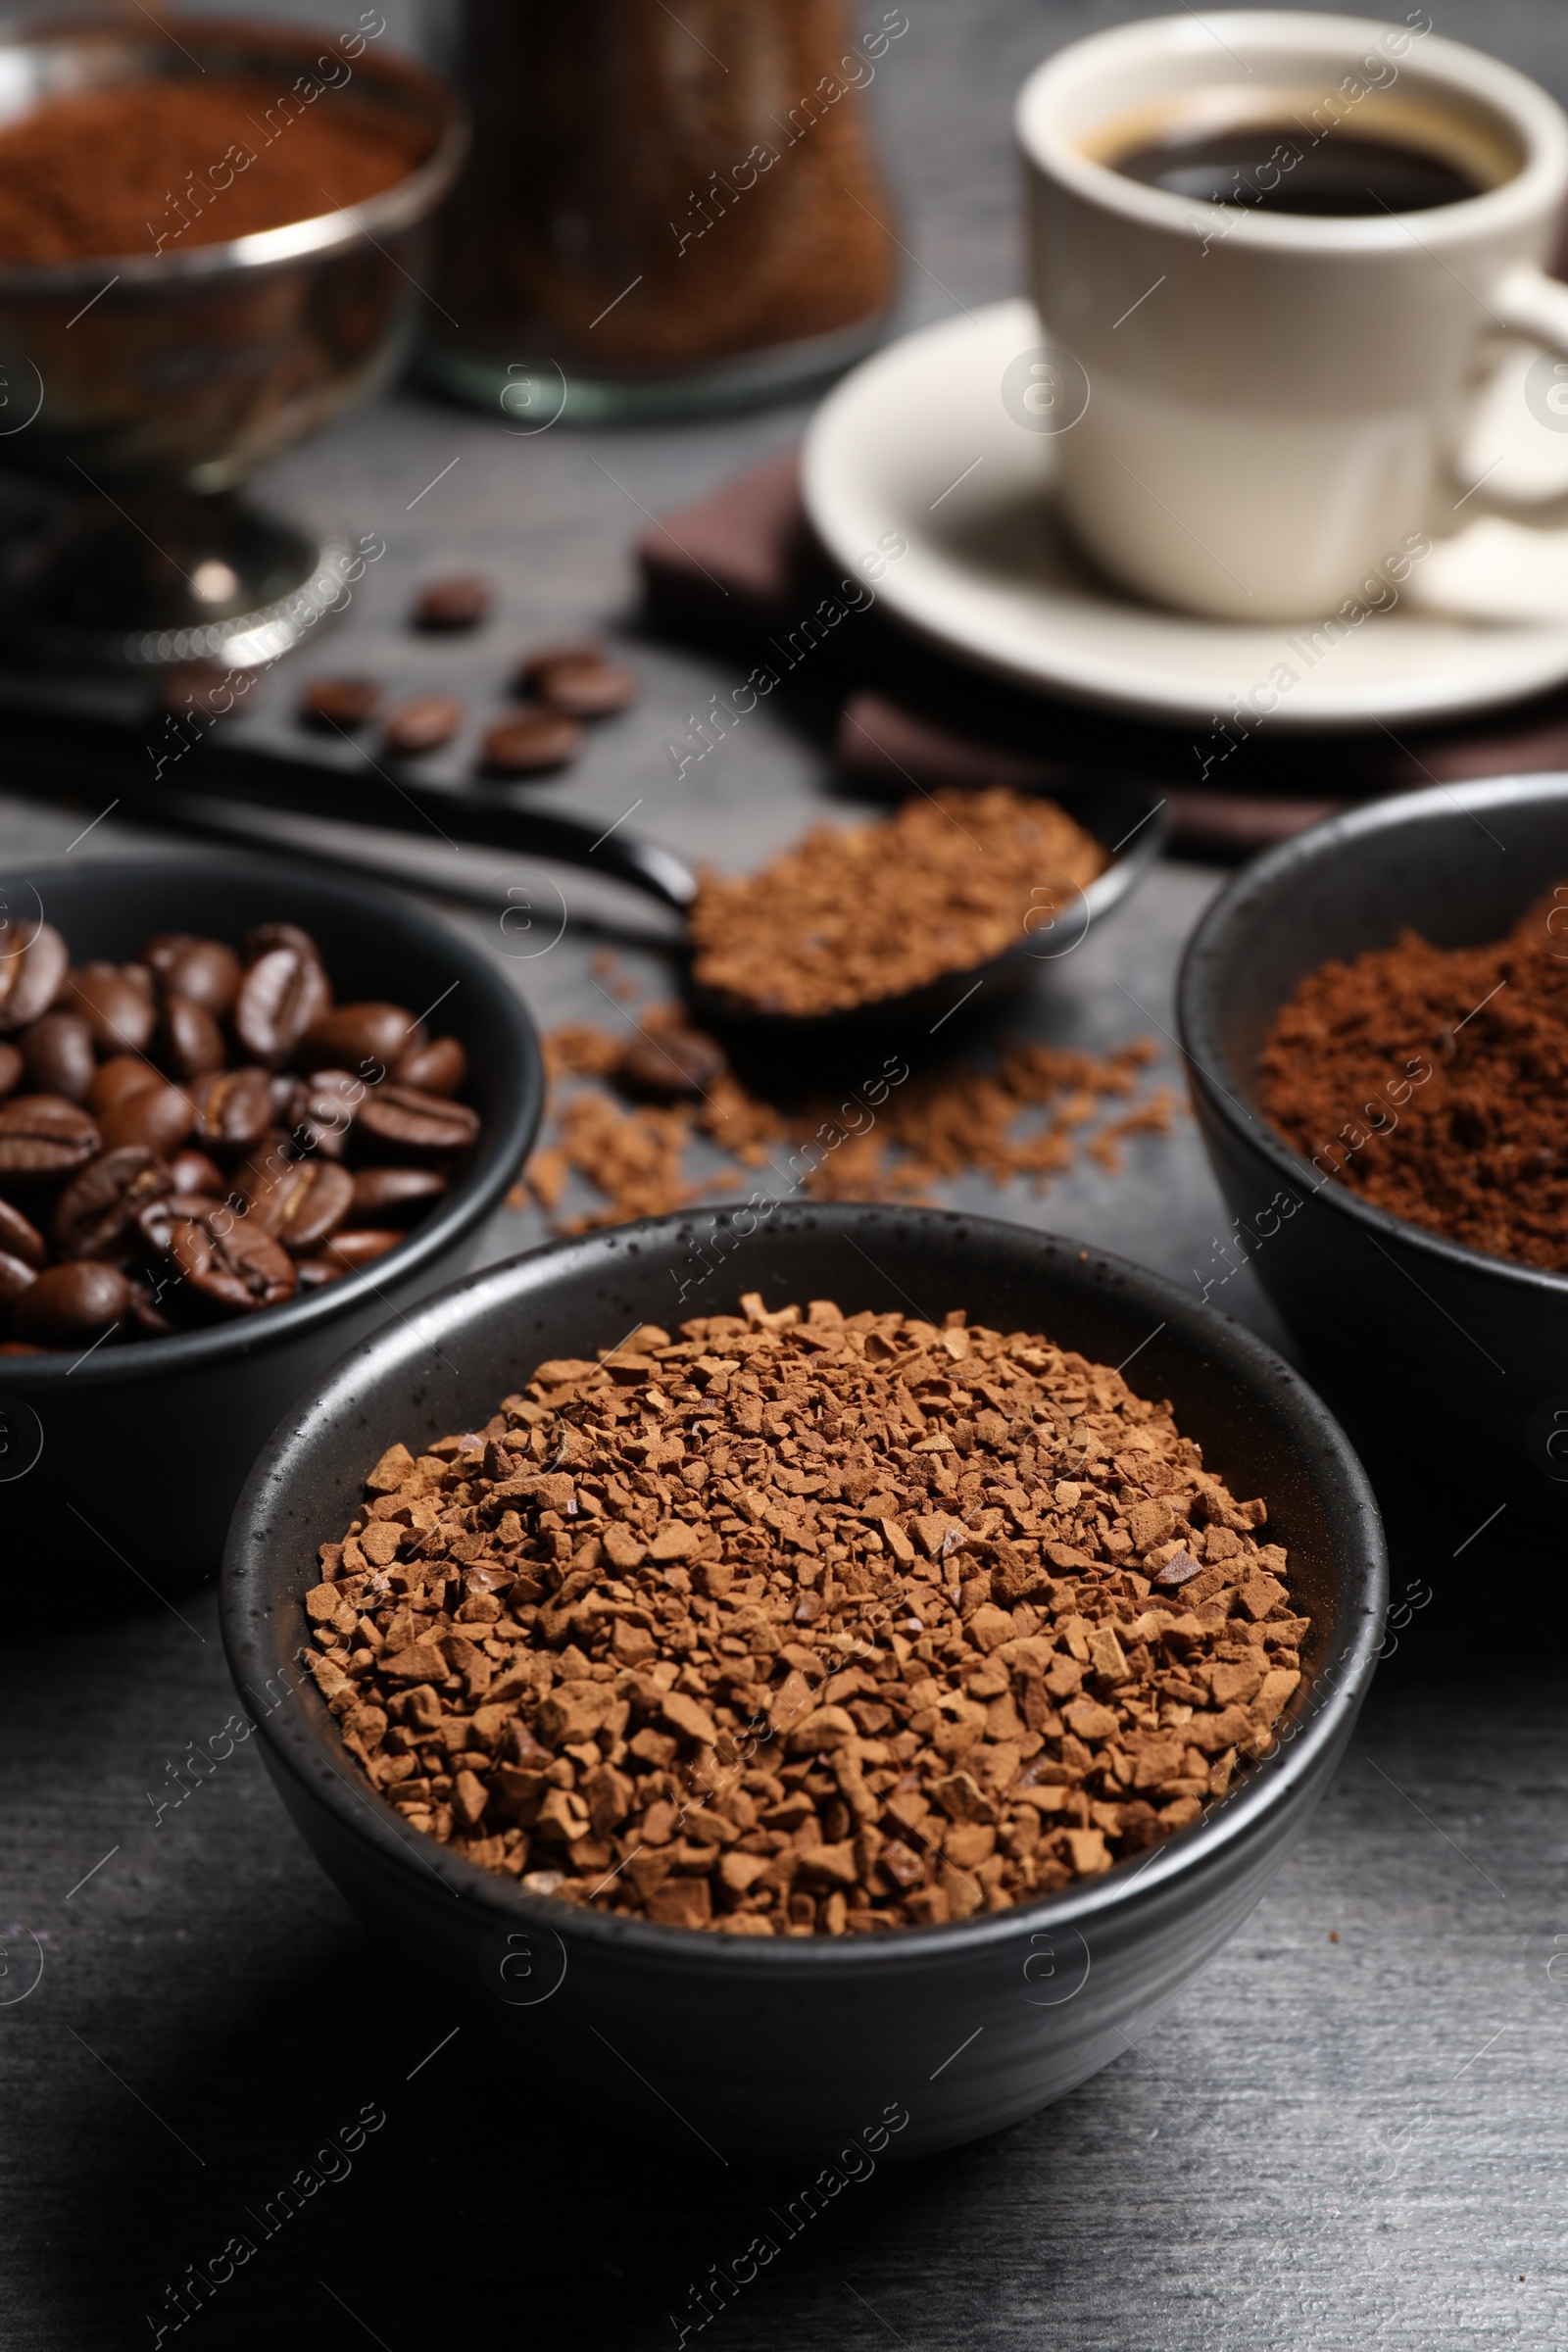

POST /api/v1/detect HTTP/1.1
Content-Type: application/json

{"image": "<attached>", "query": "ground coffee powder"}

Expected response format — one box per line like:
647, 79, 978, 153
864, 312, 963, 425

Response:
306, 1298, 1307, 1934
1259, 886, 1568, 1269
0, 74, 427, 265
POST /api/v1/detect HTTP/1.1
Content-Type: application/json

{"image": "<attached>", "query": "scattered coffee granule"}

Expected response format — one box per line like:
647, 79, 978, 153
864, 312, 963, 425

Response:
515, 1006, 1176, 1230
0, 77, 429, 266
305, 1298, 1308, 1933
1259, 886, 1568, 1270
687, 789, 1108, 1018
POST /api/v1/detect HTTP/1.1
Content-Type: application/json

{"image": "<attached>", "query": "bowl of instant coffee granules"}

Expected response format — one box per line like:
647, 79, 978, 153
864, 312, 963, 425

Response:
0, 853, 540, 1592
1178, 772, 1568, 1493
223, 1200, 1384, 2159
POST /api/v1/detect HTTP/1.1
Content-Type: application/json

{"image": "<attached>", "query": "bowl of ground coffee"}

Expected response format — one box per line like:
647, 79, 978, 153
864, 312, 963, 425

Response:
1178, 772, 1568, 1498
0, 17, 464, 667
0, 853, 539, 1592
222, 1200, 1384, 2158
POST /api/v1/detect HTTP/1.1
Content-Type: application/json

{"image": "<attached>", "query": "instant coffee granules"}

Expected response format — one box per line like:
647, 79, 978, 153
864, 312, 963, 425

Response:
0, 75, 428, 265
1258, 886, 1568, 1270
688, 788, 1107, 1019
519, 1001, 1176, 1231
305, 1298, 1307, 1934
0, 916, 475, 1349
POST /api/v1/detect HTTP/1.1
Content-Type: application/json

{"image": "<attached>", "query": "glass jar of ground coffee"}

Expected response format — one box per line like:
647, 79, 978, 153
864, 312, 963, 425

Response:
420, 0, 905, 419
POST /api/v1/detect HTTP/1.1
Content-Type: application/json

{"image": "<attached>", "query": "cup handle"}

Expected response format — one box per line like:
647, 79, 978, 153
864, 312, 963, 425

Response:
1447, 264, 1568, 515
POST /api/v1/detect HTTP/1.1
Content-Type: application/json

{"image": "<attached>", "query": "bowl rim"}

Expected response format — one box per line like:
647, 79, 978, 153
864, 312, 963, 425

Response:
1177, 767, 1568, 1302
0, 848, 542, 1387
221, 1200, 1388, 1975
0, 15, 467, 295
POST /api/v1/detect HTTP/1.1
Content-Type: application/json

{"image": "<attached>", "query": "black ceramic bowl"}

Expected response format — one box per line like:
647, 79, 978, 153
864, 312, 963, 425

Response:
0, 854, 541, 1587
222, 1202, 1384, 2160
1177, 773, 1568, 1496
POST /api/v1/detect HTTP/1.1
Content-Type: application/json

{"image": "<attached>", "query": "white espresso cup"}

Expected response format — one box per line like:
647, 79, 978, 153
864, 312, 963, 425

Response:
1015, 11, 1568, 620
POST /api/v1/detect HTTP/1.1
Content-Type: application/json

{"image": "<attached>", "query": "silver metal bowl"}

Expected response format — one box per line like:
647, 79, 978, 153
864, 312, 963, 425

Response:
0, 13, 466, 668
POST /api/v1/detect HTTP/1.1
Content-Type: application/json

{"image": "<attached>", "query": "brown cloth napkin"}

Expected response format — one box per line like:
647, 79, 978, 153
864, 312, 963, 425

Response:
637, 449, 1568, 858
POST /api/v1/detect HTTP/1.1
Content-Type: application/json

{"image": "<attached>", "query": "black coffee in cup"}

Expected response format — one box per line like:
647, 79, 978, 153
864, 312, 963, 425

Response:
1112, 122, 1482, 215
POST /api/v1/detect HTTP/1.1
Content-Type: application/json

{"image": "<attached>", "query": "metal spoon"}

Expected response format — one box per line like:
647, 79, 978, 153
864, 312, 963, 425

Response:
5, 703, 1169, 1047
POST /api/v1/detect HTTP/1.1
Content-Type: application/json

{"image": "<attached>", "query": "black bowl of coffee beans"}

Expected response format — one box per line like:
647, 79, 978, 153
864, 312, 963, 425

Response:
0, 854, 541, 1591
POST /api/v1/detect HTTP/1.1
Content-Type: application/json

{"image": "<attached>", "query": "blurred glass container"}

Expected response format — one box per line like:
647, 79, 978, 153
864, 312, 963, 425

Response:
421, 0, 905, 422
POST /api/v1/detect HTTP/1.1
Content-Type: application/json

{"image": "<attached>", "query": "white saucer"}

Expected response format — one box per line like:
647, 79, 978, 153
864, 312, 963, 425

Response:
802, 299, 1568, 732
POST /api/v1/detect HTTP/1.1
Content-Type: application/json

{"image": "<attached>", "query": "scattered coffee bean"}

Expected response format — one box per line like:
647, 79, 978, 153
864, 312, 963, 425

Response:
170, 1205, 298, 1314
383, 693, 464, 756
0, 920, 68, 1032
617, 1024, 727, 1101
145, 933, 243, 1015
318, 1226, 401, 1270
99, 1079, 196, 1157
191, 1065, 273, 1155
0, 1196, 46, 1267
160, 993, 226, 1080
0, 1250, 36, 1314
67, 961, 157, 1054
0, 1094, 100, 1185
302, 1003, 418, 1070
22, 1009, 96, 1102
517, 643, 638, 717
479, 710, 584, 775
247, 1155, 355, 1252
355, 1083, 480, 1157
413, 574, 492, 630
53, 1147, 172, 1259
168, 1147, 224, 1197
14, 1257, 132, 1343
293, 1069, 363, 1157
299, 676, 381, 730
235, 943, 331, 1068
0, 1042, 21, 1099
346, 1166, 448, 1225
395, 1035, 466, 1097
309, 1301, 1308, 1932
89, 1055, 159, 1115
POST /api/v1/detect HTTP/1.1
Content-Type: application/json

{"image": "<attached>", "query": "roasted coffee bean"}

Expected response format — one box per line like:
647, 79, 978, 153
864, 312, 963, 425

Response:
318, 1226, 401, 1271
395, 1034, 466, 1097
257, 1157, 355, 1252
88, 1054, 159, 1115
21, 1010, 96, 1102
242, 922, 323, 968
617, 1025, 726, 1101
14, 1258, 132, 1344
234, 945, 331, 1067
383, 693, 462, 755
168, 1147, 225, 1197
413, 574, 491, 630
0, 1195, 46, 1267
355, 1083, 480, 1157
128, 1283, 177, 1337
347, 1166, 448, 1226
0, 1249, 36, 1318
294, 1069, 363, 1157
0, 919, 68, 1031
301, 1003, 418, 1070
134, 1190, 217, 1256
299, 675, 381, 730
0, 1095, 99, 1185
0, 1042, 21, 1099
479, 710, 584, 775
191, 1065, 273, 1154
160, 992, 225, 1080
53, 1147, 172, 1258
68, 961, 157, 1054
98, 1080, 195, 1156
144, 933, 244, 1015
292, 1255, 346, 1290
170, 1206, 297, 1313
517, 644, 638, 717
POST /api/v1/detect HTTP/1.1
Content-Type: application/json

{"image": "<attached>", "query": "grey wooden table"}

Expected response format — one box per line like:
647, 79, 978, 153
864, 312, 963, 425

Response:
3, 4, 1567, 2346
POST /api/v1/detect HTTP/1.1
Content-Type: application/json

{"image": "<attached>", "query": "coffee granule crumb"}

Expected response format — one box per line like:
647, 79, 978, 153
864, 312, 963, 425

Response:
1259, 886, 1568, 1270
307, 1298, 1307, 1933
513, 1004, 1176, 1228
687, 789, 1107, 1018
